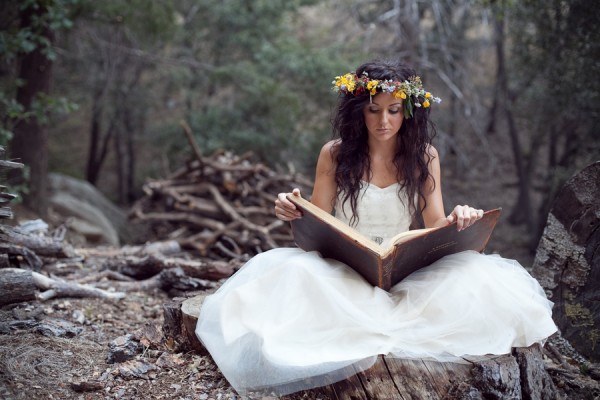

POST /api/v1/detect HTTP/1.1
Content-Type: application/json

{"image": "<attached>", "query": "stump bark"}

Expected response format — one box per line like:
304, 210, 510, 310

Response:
0, 268, 36, 306
531, 161, 600, 362
166, 294, 560, 399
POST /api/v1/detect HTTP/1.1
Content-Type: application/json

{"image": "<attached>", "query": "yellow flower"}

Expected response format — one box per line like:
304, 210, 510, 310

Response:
341, 73, 356, 92
393, 90, 407, 99
425, 92, 431, 98
423, 100, 431, 108
366, 80, 379, 95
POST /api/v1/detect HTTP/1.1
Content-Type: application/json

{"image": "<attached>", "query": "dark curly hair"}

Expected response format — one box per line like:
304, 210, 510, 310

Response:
331, 59, 437, 226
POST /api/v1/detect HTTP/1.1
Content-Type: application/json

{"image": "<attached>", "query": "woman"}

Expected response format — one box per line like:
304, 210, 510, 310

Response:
196, 59, 557, 396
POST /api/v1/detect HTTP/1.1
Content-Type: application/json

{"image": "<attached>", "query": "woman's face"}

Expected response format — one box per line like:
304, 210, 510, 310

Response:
362, 93, 404, 143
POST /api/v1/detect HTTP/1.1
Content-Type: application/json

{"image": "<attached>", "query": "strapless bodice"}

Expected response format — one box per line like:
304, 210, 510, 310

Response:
335, 181, 412, 248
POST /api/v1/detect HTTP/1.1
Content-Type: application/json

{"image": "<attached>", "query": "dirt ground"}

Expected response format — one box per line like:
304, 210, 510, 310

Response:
2, 286, 599, 400
0, 287, 244, 400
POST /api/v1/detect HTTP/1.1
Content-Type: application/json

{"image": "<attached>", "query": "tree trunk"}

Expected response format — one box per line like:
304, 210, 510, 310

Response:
491, 4, 534, 231
531, 161, 600, 363
9, 4, 54, 218
86, 84, 113, 185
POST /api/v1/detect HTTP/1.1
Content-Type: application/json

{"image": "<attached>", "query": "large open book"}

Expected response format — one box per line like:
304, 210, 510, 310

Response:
287, 194, 501, 291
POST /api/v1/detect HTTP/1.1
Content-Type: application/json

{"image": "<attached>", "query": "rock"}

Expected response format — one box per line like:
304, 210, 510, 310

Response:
49, 192, 120, 246
34, 318, 83, 337
49, 173, 132, 241
70, 380, 104, 392
107, 334, 143, 363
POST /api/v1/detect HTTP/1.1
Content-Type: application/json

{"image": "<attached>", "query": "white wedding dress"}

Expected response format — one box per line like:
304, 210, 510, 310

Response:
196, 182, 557, 396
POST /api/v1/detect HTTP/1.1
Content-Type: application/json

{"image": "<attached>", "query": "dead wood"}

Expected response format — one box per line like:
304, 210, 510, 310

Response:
0, 267, 125, 304
31, 270, 126, 301
0, 268, 37, 306
162, 295, 207, 354
77, 240, 182, 258
180, 120, 205, 168
0, 242, 43, 270
0, 148, 23, 221
131, 137, 312, 260
0, 224, 77, 258
94, 267, 218, 293
99, 253, 237, 280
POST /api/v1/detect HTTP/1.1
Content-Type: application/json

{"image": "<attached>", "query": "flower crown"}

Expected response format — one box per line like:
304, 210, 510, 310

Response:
332, 72, 442, 118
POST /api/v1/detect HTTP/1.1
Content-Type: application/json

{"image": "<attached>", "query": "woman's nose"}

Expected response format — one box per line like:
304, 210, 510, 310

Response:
380, 111, 390, 124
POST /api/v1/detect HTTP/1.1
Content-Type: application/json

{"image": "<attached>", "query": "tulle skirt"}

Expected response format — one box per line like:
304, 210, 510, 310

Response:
195, 248, 557, 396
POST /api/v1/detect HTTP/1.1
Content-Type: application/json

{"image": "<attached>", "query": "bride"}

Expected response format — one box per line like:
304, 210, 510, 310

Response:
195, 58, 557, 396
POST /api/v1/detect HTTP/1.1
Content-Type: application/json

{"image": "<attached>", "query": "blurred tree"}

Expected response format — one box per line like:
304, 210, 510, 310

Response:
343, 0, 495, 169
0, 0, 78, 217
490, 0, 600, 243
63, 0, 177, 203
50, 0, 345, 204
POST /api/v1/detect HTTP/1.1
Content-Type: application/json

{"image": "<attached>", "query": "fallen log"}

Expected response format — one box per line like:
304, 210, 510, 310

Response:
0, 268, 37, 306
0, 224, 77, 258
32, 270, 126, 301
77, 240, 182, 258
0, 268, 126, 304
94, 267, 218, 293
99, 253, 237, 280
0, 242, 43, 270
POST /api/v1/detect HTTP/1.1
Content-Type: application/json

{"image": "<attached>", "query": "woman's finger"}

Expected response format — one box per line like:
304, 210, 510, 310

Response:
274, 190, 303, 221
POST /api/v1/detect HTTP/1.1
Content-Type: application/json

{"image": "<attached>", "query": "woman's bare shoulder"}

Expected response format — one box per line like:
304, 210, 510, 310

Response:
321, 139, 341, 153
318, 140, 340, 164
424, 144, 439, 161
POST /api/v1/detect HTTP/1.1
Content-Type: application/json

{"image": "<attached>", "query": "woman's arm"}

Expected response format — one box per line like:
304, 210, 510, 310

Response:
420, 145, 482, 231
274, 141, 338, 221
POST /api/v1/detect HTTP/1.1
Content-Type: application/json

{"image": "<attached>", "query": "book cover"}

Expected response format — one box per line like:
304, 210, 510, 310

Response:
287, 194, 501, 290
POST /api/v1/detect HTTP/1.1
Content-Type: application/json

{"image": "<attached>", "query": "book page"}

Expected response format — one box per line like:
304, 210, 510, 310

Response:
388, 227, 437, 247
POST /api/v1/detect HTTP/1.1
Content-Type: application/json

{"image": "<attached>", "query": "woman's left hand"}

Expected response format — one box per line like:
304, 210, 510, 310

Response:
446, 205, 483, 231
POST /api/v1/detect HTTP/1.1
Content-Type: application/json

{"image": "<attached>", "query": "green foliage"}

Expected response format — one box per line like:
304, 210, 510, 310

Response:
0, 0, 79, 62
75, 0, 177, 44
0, 0, 80, 146
163, 1, 347, 171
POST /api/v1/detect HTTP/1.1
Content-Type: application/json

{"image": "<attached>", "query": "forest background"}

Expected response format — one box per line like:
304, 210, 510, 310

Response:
1, 0, 599, 266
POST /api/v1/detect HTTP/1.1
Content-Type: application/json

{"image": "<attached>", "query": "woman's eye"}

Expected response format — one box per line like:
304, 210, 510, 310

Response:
389, 108, 401, 114
368, 107, 380, 113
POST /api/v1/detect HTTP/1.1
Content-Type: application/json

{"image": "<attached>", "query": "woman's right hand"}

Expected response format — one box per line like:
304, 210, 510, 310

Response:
274, 188, 303, 221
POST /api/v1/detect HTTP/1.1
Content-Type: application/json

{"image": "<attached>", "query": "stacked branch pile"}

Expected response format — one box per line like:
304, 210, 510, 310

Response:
131, 149, 313, 262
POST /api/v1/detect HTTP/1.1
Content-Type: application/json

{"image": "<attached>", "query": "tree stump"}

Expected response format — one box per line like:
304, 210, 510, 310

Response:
531, 161, 600, 362
167, 294, 560, 399
163, 295, 208, 354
